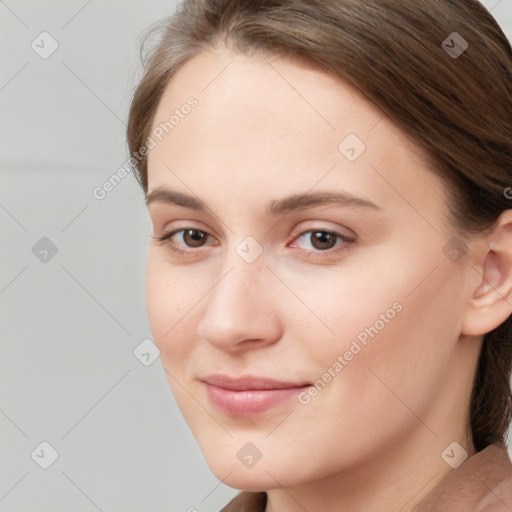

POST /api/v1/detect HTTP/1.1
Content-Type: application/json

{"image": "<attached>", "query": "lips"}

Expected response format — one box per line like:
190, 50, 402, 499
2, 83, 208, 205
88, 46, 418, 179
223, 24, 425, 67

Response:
202, 374, 311, 390
201, 374, 312, 415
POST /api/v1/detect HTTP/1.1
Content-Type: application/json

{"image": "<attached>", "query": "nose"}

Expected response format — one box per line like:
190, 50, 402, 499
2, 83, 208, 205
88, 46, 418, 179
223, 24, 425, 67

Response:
197, 258, 282, 352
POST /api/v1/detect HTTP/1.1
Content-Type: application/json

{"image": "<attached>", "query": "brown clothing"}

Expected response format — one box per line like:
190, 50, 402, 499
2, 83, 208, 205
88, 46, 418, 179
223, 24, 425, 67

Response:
220, 442, 512, 511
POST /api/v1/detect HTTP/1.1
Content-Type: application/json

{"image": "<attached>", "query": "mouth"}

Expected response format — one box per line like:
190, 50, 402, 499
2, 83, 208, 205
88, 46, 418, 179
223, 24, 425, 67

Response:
201, 374, 312, 415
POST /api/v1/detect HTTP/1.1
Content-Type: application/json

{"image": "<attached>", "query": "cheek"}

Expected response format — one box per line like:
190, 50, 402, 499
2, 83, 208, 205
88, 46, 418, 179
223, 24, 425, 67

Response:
145, 254, 196, 363
145, 259, 203, 419
374, 292, 459, 409
276, 258, 404, 364
290, 248, 463, 409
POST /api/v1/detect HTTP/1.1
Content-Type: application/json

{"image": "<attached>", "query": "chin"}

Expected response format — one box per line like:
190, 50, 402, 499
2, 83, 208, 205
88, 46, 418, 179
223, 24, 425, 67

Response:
201, 444, 314, 491
210, 464, 284, 492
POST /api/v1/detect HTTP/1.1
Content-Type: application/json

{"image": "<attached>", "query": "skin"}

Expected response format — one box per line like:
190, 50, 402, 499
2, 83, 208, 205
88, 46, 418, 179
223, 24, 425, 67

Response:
144, 45, 512, 512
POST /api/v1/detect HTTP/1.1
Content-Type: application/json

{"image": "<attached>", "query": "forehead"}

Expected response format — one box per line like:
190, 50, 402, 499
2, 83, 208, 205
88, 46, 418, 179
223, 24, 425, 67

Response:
151, 48, 389, 141
146, 47, 448, 224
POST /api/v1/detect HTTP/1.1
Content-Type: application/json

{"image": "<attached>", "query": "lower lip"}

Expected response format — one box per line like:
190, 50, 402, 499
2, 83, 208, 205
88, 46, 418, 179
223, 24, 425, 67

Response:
204, 383, 310, 415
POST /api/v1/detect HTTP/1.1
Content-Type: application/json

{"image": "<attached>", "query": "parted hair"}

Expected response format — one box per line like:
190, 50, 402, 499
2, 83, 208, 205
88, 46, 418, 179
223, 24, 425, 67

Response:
127, 0, 512, 452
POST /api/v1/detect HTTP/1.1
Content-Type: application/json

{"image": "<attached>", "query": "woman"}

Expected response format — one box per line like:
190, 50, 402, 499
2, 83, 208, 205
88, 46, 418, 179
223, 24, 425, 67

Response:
127, 0, 512, 510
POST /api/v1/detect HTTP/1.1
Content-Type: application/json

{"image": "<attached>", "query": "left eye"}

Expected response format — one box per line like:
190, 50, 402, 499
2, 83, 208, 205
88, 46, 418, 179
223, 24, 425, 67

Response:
291, 230, 353, 252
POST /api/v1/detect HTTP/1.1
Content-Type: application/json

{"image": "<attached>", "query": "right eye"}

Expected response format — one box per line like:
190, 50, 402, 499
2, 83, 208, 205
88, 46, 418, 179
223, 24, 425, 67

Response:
152, 228, 218, 255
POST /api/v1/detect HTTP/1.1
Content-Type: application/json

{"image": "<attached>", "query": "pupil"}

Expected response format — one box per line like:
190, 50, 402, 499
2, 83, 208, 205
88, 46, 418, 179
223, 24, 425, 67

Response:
185, 229, 205, 247
312, 231, 335, 250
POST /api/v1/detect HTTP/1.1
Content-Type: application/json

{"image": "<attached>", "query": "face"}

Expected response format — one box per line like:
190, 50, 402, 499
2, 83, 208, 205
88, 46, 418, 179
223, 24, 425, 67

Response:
145, 47, 478, 490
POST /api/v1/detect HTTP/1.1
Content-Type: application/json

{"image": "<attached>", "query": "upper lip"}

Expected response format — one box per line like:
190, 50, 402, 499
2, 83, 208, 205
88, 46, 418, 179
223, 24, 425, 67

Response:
202, 374, 311, 391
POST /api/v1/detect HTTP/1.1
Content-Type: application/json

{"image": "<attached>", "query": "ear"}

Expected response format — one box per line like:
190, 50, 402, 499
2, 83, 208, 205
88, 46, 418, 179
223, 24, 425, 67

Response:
461, 209, 512, 336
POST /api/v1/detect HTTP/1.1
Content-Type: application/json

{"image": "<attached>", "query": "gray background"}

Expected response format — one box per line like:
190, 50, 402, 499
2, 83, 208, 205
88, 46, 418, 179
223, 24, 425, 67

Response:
1, 1, 511, 511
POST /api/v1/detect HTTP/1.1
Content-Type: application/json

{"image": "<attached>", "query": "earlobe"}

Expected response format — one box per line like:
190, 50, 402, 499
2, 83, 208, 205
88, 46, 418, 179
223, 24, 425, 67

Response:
461, 209, 512, 336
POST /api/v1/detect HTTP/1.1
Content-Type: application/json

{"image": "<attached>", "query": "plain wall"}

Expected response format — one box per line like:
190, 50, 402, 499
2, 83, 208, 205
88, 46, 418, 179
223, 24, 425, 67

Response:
1, 1, 511, 511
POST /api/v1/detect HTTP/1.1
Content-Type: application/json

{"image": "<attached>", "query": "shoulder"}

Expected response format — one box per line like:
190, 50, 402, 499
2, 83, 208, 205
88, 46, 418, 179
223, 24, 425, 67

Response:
478, 444, 512, 511
413, 442, 512, 512
220, 491, 267, 512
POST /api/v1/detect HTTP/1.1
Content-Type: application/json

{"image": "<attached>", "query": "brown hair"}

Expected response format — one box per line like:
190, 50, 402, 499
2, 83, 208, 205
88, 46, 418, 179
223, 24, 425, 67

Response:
127, 0, 512, 452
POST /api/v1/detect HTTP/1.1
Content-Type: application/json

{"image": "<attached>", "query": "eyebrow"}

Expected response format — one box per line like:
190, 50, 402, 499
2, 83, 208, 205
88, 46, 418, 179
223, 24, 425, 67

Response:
145, 187, 381, 215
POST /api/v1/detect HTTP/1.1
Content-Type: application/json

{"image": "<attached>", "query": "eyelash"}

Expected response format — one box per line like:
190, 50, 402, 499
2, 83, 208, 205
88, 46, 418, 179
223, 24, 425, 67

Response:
151, 226, 356, 258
